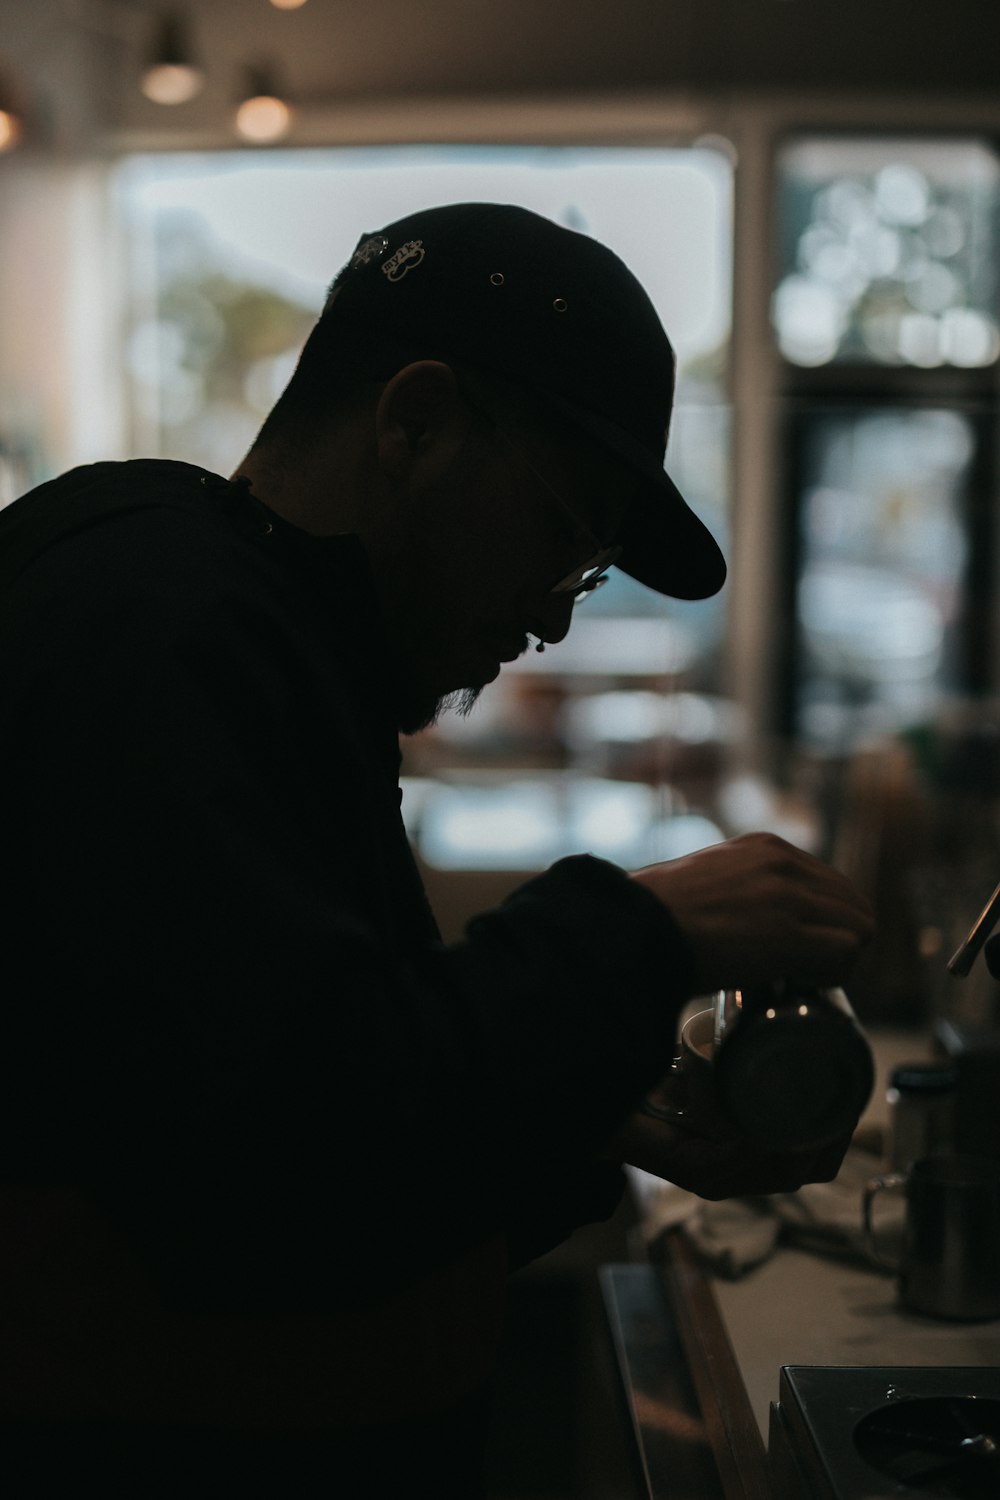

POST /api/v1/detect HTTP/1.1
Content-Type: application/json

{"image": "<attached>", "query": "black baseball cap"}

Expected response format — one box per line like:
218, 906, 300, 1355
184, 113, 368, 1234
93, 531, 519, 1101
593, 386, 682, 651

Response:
322, 202, 726, 601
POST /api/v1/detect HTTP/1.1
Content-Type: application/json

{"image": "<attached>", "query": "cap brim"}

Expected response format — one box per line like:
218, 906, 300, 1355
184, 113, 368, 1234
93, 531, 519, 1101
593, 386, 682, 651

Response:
617, 469, 726, 600
543, 391, 727, 601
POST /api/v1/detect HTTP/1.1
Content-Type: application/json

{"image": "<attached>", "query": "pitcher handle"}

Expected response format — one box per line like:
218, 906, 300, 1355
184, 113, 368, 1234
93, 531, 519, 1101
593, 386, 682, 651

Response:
862, 1172, 905, 1271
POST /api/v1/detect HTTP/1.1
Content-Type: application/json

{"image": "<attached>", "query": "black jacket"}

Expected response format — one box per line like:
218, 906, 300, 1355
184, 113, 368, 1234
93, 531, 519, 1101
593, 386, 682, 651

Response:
0, 459, 694, 1460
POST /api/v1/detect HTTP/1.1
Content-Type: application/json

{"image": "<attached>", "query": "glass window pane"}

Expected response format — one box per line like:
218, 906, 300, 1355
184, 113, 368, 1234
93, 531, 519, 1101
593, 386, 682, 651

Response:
113, 145, 735, 872
115, 143, 733, 691
794, 406, 975, 747
774, 136, 1000, 368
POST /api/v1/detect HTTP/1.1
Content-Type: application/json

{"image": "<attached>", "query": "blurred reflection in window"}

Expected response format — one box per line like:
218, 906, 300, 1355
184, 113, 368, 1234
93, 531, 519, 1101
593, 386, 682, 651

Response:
794, 407, 975, 747
774, 137, 1000, 368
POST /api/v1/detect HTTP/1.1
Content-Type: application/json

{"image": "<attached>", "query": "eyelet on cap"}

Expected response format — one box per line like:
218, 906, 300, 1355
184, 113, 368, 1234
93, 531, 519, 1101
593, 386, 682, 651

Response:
553, 297, 568, 312
490, 272, 505, 286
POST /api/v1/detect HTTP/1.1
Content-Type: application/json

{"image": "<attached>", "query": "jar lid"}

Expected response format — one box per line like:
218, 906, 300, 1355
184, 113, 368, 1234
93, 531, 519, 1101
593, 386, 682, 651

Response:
889, 1062, 959, 1094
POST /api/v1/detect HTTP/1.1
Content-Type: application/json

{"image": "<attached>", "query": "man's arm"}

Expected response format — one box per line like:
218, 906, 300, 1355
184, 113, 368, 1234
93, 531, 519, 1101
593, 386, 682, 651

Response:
6, 507, 873, 1295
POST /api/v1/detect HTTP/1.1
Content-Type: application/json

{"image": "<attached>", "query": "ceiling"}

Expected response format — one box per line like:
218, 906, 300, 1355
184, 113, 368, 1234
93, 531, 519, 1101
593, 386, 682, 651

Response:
2, 0, 1000, 154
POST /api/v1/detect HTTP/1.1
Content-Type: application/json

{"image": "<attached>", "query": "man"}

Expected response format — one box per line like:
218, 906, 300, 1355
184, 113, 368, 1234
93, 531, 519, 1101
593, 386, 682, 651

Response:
0, 203, 872, 1495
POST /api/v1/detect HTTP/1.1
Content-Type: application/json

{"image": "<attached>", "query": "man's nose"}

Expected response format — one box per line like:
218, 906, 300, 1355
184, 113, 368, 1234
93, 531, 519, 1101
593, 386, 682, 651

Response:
536, 591, 575, 647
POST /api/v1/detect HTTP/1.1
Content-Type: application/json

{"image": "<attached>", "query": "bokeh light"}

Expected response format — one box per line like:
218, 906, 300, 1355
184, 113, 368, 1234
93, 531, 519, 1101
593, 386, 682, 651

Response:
0, 110, 22, 152
774, 139, 1000, 368
235, 95, 292, 143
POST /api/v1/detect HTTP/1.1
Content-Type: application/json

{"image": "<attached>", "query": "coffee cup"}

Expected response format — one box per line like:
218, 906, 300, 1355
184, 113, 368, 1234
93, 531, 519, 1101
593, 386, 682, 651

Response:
641, 1007, 731, 1138
862, 1153, 1000, 1321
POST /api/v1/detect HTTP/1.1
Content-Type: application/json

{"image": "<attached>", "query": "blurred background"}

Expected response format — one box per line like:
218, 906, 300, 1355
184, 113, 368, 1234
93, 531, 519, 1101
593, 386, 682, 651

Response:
5, 5, 1000, 1494
5, 2, 1000, 1034
1, 2, 1000, 1008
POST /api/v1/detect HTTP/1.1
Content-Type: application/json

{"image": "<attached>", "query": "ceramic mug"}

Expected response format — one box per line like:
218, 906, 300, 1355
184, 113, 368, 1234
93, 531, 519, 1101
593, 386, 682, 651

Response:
863, 1153, 1000, 1321
641, 1007, 731, 1137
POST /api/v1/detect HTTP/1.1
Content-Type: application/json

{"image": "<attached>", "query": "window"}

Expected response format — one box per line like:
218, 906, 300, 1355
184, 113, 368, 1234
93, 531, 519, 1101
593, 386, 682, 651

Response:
116, 144, 735, 870
793, 404, 980, 745
774, 136, 1000, 370
773, 136, 1000, 749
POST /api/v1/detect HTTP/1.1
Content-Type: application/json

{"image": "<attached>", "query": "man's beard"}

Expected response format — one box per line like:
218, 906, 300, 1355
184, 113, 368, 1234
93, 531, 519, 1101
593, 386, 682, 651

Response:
398, 684, 483, 736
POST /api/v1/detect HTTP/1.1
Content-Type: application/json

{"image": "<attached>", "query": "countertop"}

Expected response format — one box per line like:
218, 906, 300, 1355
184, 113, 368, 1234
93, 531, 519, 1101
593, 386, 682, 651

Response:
604, 1023, 1000, 1496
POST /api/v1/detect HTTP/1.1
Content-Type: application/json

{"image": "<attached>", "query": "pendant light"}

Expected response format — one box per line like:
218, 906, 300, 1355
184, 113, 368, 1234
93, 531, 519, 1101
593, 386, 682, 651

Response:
0, 109, 22, 153
141, 12, 205, 106
235, 64, 292, 143
0, 68, 24, 152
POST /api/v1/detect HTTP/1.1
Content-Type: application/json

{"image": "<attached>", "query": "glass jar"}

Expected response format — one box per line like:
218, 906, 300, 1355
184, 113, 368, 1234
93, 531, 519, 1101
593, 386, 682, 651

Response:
711, 981, 875, 1153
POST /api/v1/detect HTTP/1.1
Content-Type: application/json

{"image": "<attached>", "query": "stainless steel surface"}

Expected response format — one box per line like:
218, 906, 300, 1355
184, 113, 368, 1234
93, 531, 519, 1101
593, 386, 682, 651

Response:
769, 1365, 1000, 1500
886, 1063, 957, 1172
864, 1154, 1000, 1322
600, 1264, 727, 1500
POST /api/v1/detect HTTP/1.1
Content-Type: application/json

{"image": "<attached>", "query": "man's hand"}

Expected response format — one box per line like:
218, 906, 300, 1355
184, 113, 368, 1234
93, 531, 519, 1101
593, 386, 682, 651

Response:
632, 832, 874, 993
606, 1106, 852, 1200
604, 1041, 855, 1198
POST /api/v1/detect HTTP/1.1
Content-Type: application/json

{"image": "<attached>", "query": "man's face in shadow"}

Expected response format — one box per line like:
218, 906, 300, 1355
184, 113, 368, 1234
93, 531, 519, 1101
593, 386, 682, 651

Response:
365, 371, 635, 734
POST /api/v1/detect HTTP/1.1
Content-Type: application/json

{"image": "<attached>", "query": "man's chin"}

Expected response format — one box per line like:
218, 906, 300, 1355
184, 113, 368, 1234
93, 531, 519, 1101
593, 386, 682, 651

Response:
398, 684, 484, 735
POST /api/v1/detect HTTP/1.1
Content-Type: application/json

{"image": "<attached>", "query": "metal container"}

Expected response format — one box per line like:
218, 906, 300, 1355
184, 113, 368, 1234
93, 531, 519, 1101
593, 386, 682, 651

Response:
886, 1060, 958, 1171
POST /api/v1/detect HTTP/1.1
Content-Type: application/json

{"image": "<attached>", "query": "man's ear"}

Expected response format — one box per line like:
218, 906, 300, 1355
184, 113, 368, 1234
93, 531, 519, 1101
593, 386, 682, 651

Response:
375, 361, 468, 485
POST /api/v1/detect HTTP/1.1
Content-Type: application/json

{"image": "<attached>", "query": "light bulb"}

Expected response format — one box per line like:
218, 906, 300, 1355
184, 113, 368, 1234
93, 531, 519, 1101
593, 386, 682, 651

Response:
270, 0, 309, 9
235, 94, 291, 142
0, 110, 21, 152
141, 13, 205, 106
141, 62, 204, 105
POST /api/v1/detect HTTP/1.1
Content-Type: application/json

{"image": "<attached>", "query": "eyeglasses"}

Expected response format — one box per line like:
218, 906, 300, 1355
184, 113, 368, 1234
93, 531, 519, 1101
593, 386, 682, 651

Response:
463, 386, 623, 604
549, 544, 623, 602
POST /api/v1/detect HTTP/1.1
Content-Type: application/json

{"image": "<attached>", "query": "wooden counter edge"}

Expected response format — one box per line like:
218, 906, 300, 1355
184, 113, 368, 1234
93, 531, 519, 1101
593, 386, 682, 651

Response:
654, 1227, 771, 1500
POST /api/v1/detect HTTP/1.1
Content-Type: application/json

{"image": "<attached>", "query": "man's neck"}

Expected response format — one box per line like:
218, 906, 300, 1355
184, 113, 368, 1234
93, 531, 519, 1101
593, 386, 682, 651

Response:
231, 445, 361, 538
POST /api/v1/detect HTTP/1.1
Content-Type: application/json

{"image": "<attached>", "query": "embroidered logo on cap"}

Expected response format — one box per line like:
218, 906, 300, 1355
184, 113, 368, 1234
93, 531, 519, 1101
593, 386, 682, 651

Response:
382, 239, 425, 282
351, 236, 389, 271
